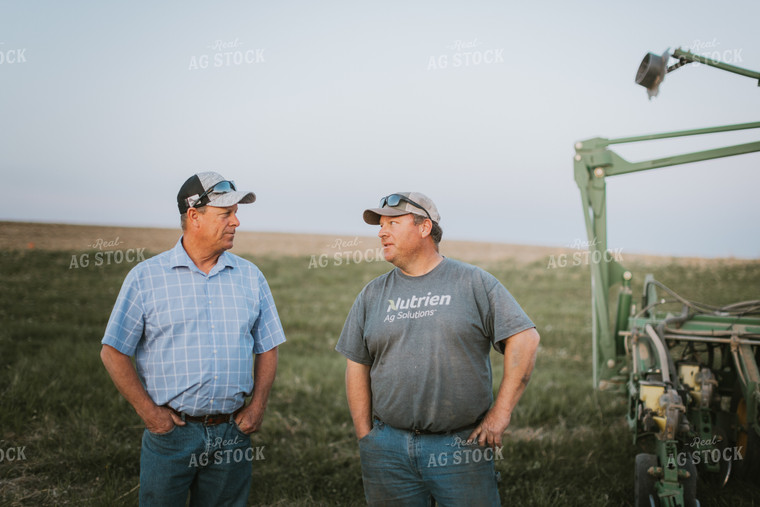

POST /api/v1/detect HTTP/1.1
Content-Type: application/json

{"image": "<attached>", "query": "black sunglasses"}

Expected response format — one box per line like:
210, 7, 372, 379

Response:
190, 180, 236, 208
379, 194, 432, 221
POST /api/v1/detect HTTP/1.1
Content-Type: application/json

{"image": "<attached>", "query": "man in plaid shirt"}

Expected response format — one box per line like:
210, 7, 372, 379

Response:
101, 172, 286, 506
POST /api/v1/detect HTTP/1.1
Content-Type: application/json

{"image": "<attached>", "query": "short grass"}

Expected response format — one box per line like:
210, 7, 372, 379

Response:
1, 249, 759, 505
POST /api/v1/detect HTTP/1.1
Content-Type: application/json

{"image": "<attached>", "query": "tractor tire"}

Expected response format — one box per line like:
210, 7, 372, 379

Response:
635, 453, 658, 507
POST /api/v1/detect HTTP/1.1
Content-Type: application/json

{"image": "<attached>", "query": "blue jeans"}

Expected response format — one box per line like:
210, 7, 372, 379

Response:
139, 419, 254, 506
358, 419, 501, 507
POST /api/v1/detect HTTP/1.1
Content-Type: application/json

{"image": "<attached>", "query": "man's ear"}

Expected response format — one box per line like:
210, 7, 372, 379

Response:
186, 208, 200, 229
418, 218, 432, 239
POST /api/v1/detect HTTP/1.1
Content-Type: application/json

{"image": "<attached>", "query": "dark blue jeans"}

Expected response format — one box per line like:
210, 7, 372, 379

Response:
358, 419, 502, 506
139, 419, 254, 506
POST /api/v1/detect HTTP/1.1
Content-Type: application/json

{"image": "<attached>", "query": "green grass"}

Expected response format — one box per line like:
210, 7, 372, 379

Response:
1, 249, 759, 505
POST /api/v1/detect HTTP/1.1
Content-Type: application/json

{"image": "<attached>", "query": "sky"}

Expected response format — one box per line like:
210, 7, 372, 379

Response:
1, 0, 758, 258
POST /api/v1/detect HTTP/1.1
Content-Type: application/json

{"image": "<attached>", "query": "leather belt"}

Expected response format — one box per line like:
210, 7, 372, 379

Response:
171, 406, 243, 426
375, 417, 478, 435
410, 422, 477, 435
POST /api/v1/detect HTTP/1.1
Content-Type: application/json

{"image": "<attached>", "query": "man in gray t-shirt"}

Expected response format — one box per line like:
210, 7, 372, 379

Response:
336, 192, 540, 506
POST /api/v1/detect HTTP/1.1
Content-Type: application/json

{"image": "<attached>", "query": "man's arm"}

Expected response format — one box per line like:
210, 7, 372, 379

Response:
345, 358, 373, 439
100, 344, 183, 433
235, 346, 278, 434
467, 327, 540, 448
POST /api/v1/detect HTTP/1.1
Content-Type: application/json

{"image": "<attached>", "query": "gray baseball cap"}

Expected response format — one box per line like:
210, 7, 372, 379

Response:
177, 171, 256, 214
363, 192, 441, 225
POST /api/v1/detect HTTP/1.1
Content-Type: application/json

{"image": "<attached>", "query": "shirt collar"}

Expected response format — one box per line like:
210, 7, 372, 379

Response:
169, 237, 236, 275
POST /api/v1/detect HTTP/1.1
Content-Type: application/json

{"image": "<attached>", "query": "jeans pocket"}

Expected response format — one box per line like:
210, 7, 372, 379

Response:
147, 424, 177, 437
358, 424, 380, 444
232, 420, 252, 437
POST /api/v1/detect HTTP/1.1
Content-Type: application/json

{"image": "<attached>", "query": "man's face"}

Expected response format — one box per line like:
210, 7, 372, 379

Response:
378, 214, 424, 266
195, 204, 240, 253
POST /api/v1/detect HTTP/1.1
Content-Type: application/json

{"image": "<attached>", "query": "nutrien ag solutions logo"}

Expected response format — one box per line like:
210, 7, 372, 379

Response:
384, 293, 451, 322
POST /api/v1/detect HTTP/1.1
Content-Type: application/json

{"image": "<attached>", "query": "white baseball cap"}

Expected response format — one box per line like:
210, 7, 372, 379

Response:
177, 171, 256, 214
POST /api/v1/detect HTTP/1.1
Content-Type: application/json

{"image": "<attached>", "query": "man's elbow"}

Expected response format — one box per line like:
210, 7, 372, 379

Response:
100, 344, 127, 368
507, 328, 540, 384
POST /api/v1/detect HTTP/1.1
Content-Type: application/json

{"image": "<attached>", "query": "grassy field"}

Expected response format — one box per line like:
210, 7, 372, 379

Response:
1, 246, 760, 506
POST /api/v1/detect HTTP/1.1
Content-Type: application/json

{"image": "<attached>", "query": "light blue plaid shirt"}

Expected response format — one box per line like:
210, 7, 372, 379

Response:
102, 238, 286, 416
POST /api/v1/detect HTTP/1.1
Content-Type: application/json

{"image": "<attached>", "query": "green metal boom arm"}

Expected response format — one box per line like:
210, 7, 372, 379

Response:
573, 121, 760, 388
672, 48, 760, 85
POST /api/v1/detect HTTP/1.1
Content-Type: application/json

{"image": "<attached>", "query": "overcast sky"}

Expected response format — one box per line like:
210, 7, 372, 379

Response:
2, 0, 758, 258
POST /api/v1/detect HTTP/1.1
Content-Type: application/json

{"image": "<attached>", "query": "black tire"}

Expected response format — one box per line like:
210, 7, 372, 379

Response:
681, 450, 699, 507
702, 413, 733, 487
635, 453, 658, 507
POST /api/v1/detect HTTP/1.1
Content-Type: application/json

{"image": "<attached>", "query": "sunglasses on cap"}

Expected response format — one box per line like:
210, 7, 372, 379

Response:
190, 180, 236, 208
379, 193, 432, 222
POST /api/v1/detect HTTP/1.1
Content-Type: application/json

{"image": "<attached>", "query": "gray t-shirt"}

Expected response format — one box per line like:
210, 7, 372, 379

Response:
336, 258, 535, 433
